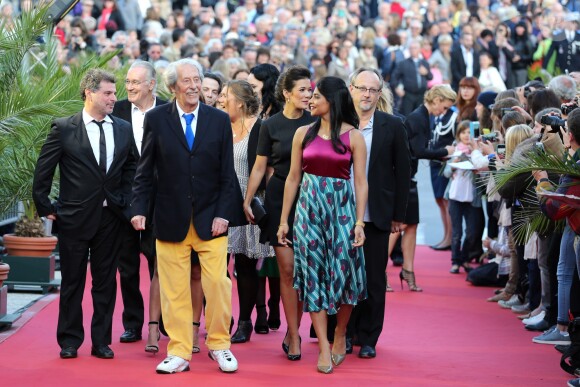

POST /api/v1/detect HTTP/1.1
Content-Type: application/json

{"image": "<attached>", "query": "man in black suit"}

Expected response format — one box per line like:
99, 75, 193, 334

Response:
544, 14, 580, 74
450, 32, 481, 92
392, 39, 433, 116
131, 59, 245, 374
111, 60, 167, 344
33, 69, 137, 359
347, 67, 411, 358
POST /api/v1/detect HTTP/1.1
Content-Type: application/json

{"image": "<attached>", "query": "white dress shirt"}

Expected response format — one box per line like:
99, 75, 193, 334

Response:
131, 99, 157, 155
461, 45, 474, 77
83, 109, 115, 207
82, 109, 115, 172
351, 116, 373, 222
175, 101, 200, 137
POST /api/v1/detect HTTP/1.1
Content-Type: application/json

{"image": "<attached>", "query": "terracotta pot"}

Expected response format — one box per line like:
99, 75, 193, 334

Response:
0, 262, 9, 288
3, 234, 58, 257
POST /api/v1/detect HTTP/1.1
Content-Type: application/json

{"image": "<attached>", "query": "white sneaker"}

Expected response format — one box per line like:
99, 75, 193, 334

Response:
498, 295, 522, 309
156, 355, 190, 374
209, 349, 238, 373
522, 311, 546, 325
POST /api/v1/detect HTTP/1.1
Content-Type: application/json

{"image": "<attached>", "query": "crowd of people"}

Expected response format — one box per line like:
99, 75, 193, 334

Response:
7, 0, 580, 383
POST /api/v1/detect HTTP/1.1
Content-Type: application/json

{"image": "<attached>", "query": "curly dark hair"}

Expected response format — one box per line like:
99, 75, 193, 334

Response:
302, 76, 359, 154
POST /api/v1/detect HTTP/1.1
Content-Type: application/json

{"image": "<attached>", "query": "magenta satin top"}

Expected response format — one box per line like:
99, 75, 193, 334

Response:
302, 130, 353, 179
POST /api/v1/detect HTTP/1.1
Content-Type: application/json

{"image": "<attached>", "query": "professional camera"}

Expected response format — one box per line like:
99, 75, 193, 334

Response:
540, 114, 566, 129
562, 99, 579, 116
481, 132, 498, 142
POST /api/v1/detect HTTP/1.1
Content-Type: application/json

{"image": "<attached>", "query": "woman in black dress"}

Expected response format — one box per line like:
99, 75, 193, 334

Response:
247, 63, 283, 333
244, 66, 314, 360
390, 85, 457, 290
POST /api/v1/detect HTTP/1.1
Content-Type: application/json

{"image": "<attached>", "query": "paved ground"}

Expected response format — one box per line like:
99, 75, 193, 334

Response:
2, 162, 447, 321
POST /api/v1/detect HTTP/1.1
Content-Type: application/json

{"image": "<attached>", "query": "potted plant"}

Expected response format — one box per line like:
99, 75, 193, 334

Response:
0, 8, 119, 289
0, 8, 120, 244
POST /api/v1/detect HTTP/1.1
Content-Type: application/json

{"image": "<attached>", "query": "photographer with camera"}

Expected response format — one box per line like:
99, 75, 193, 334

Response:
532, 109, 580, 348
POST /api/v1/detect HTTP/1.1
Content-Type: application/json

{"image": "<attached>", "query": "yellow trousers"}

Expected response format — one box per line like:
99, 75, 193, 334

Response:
156, 222, 232, 360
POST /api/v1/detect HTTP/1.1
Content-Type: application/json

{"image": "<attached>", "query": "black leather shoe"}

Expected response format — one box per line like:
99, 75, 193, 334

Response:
91, 345, 114, 359
391, 254, 404, 267
120, 329, 142, 343
231, 320, 253, 343
556, 344, 570, 354
345, 337, 353, 354
525, 319, 551, 332
358, 345, 376, 358
60, 346, 78, 359
431, 244, 452, 251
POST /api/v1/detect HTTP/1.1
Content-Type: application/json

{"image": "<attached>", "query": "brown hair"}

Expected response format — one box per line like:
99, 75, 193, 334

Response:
457, 77, 481, 121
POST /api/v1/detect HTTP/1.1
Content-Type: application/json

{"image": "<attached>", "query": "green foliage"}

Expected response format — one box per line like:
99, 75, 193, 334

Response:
493, 148, 577, 243
0, 7, 120, 234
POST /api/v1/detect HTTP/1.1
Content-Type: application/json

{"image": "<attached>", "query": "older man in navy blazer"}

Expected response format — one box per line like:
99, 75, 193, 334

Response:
131, 59, 244, 374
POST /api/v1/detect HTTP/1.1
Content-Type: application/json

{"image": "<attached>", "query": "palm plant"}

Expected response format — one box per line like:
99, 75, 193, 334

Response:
0, 7, 118, 236
492, 147, 575, 243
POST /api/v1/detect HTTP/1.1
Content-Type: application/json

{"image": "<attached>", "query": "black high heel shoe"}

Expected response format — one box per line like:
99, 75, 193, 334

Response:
254, 305, 269, 334
282, 331, 302, 360
267, 298, 281, 331
231, 320, 253, 343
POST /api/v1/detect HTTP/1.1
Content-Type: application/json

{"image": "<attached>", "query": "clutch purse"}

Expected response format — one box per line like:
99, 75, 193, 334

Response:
250, 197, 268, 227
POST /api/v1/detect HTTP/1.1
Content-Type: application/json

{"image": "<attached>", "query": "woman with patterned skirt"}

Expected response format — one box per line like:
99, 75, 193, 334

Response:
278, 77, 368, 374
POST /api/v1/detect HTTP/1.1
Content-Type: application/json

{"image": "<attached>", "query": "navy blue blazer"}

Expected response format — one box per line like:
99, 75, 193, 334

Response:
132, 101, 245, 242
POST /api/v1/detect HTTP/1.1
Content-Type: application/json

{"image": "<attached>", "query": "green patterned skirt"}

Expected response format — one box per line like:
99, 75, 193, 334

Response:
292, 172, 367, 315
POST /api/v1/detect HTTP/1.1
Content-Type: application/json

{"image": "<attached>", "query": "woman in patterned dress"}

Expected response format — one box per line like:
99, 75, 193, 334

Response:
277, 76, 368, 374
216, 80, 275, 343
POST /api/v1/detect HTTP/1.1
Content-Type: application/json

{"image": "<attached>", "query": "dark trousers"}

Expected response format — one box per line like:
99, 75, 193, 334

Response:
234, 253, 258, 321
546, 231, 562, 325
486, 200, 499, 239
449, 200, 479, 265
400, 91, 425, 116
348, 222, 388, 348
118, 223, 155, 331
57, 208, 122, 349
528, 259, 541, 311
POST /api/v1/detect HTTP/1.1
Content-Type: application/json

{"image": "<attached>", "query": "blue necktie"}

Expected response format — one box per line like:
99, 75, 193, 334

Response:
183, 113, 195, 150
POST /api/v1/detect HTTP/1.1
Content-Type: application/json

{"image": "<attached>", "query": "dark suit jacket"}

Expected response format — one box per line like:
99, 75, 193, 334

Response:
32, 112, 137, 239
450, 46, 481, 91
112, 97, 168, 222
544, 31, 580, 73
404, 105, 448, 176
392, 57, 432, 94
367, 111, 411, 232
132, 101, 245, 242
112, 97, 168, 134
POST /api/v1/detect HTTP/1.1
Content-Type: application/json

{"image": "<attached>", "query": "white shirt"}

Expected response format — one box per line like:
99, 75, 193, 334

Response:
175, 101, 200, 138
461, 45, 474, 77
351, 115, 373, 222
82, 109, 115, 172
83, 109, 115, 207
131, 99, 157, 155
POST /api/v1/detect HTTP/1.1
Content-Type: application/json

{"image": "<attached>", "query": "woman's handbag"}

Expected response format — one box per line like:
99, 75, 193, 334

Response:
250, 197, 268, 228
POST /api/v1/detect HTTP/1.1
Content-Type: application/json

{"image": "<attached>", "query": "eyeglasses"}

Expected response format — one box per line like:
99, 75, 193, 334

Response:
125, 79, 148, 86
352, 85, 381, 95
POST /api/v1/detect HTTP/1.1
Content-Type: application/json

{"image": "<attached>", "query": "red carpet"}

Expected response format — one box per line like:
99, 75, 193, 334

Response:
0, 246, 567, 386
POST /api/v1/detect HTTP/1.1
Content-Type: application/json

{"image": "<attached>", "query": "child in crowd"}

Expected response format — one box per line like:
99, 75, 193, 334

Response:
445, 121, 479, 274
